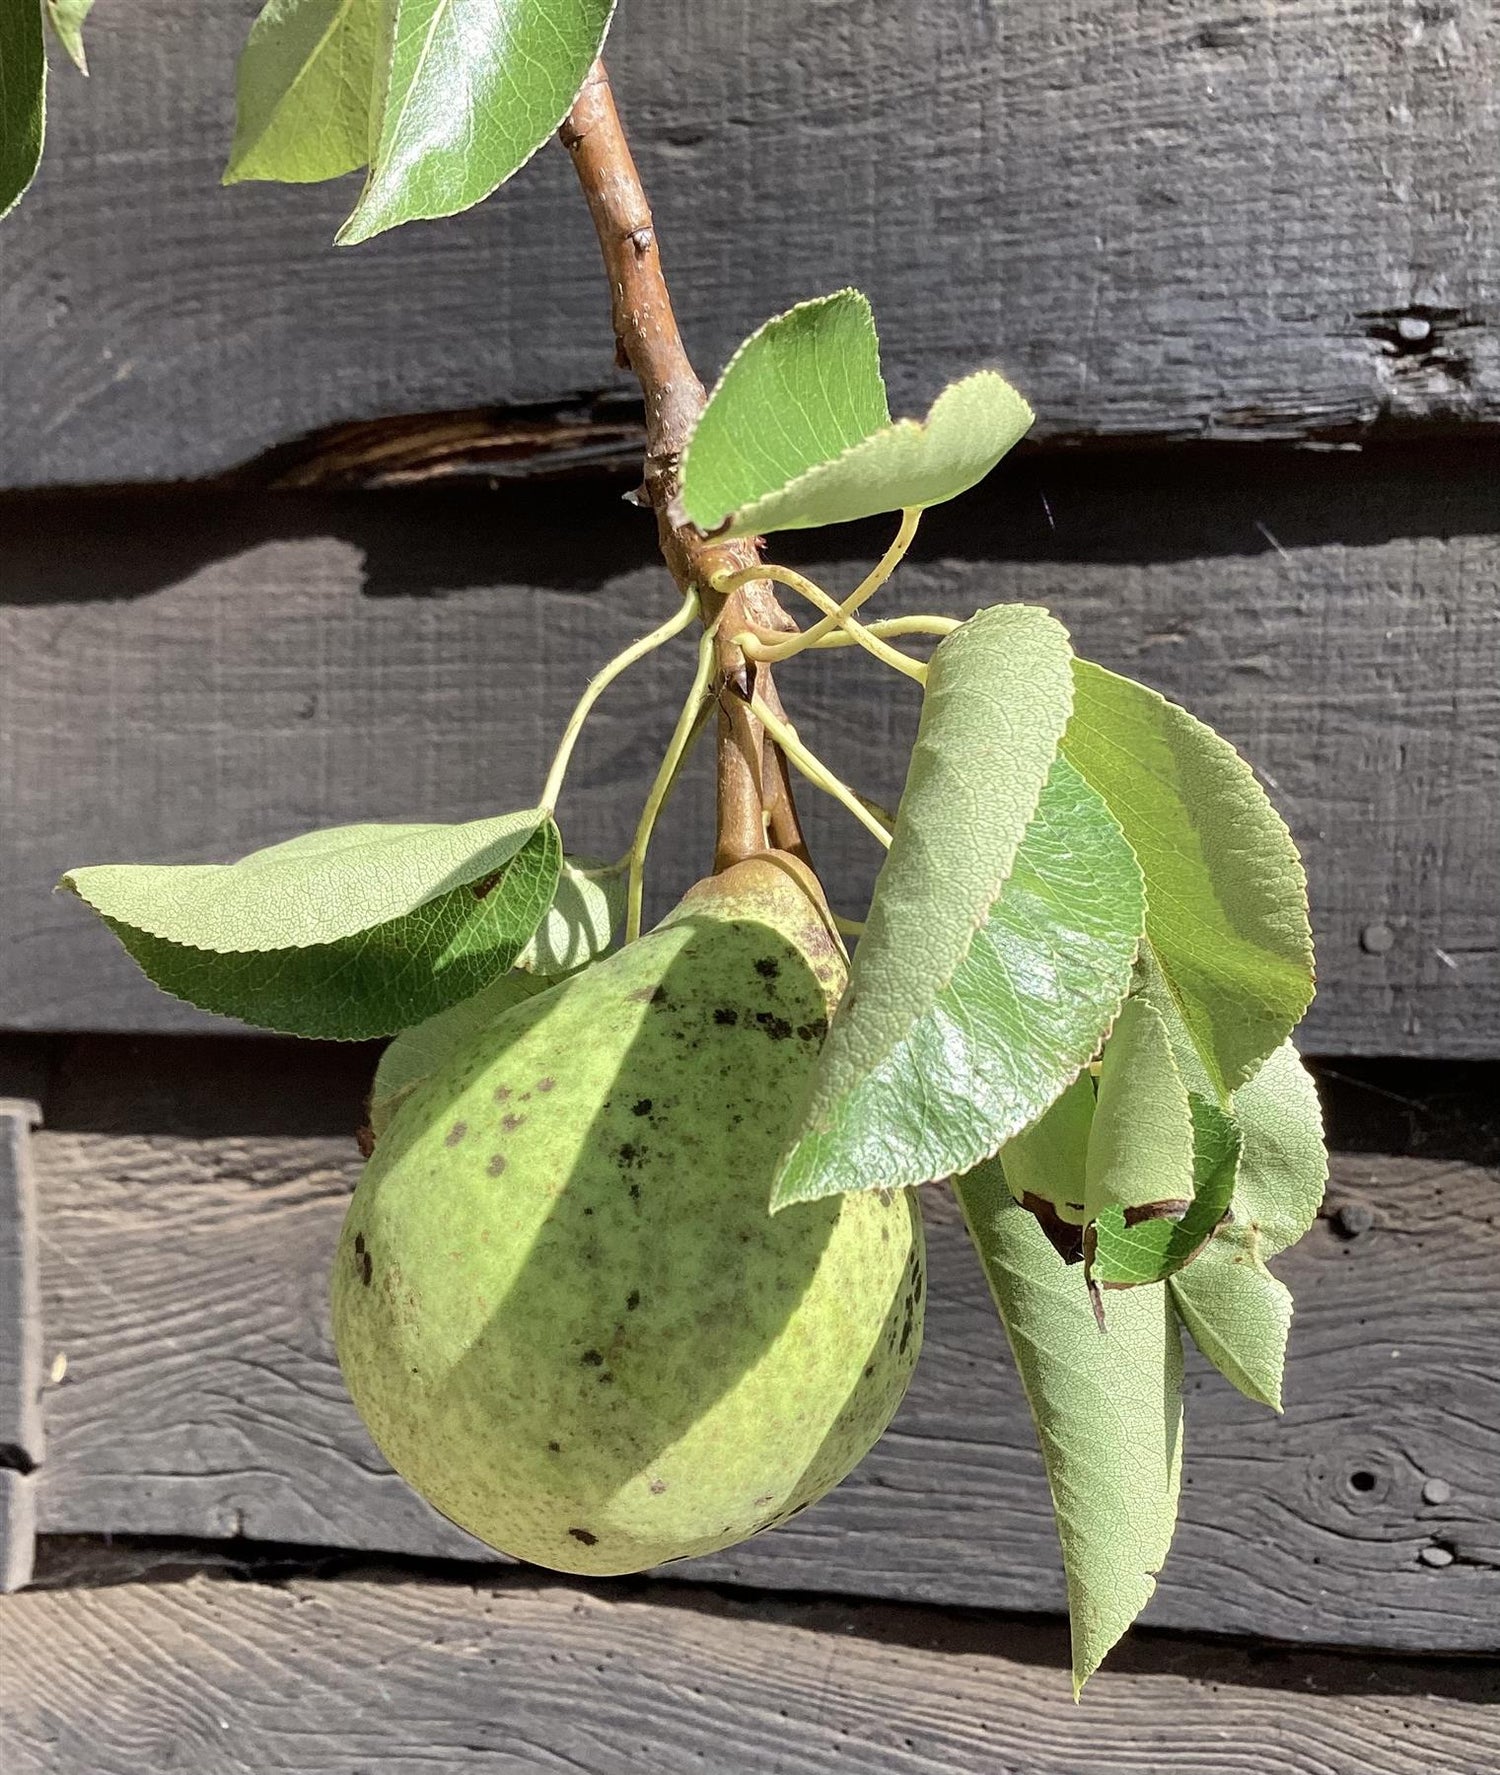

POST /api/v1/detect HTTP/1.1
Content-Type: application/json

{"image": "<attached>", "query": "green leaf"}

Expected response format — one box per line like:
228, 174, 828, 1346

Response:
45, 0, 92, 73
774, 755, 1143, 1205
1229, 1040, 1327, 1257
1170, 1244, 1292, 1411
515, 856, 623, 975
2, 0, 46, 220
368, 849, 620, 1130
678, 290, 1033, 536
1083, 994, 1193, 1223
678, 291, 888, 531
370, 966, 555, 1136
225, 0, 382, 184
1090, 1095, 1240, 1287
797, 605, 1075, 1099
1168, 1042, 1325, 1408
955, 1165, 1184, 1695
776, 606, 1080, 1202
998, 1071, 1095, 1226
62, 813, 561, 1039
64, 811, 548, 950
1063, 659, 1314, 1098
336, 0, 616, 245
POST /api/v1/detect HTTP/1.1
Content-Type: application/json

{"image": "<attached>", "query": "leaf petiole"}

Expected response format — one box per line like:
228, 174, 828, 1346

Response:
624, 617, 722, 943
730, 569, 926, 682
749, 695, 894, 850
712, 514, 928, 683
540, 586, 701, 816
811, 613, 960, 648
717, 507, 921, 645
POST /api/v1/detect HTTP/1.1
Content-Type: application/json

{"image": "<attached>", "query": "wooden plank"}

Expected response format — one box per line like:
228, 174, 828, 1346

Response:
0, 1102, 42, 1593
4, 1568, 1497, 1775
4, 449, 1496, 1053
7, 1, 1500, 487
29, 1105, 1500, 1653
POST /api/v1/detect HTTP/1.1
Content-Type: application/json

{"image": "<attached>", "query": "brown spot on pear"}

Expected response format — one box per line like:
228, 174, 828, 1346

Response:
334, 854, 923, 1576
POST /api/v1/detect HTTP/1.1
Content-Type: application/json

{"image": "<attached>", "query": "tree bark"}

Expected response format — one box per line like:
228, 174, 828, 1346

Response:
560, 61, 809, 873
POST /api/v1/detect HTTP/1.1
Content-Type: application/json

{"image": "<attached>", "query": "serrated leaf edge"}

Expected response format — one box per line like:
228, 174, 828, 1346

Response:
59, 812, 550, 954
678, 365, 1034, 538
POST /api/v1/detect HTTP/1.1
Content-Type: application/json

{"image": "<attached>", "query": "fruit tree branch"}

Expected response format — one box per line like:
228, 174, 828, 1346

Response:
560, 60, 809, 873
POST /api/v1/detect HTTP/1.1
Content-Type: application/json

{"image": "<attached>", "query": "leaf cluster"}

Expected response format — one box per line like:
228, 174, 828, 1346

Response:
59, 291, 1322, 1691
19, 0, 1328, 1686
225, 0, 618, 243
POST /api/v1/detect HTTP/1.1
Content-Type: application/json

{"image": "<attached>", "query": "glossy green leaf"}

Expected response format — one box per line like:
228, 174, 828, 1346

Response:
1168, 1041, 1325, 1407
337, 0, 616, 245
515, 856, 623, 975
955, 1165, 1184, 1695
2, 0, 46, 220
45, 0, 92, 73
678, 290, 1032, 536
225, 0, 382, 184
789, 605, 1073, 1127
776, 606, 1079, 1201
774, 755, 1143, 1204
1083, 994, 1193, 1223
62, 814, 560, 1039
370, 966, 556, 1136
1063, 659, 1313, 1098
998, 1072, 1095, 1227
1090, 1095, 1240, 1287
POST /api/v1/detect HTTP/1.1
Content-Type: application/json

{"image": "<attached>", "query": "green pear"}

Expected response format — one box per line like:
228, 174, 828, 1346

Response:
333, 854, 924, 1575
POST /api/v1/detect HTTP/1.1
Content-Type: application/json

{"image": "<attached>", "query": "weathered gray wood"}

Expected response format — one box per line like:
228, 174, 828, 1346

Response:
30, 1113, 1500, 1652
7, 1, 1500, 487
4, 1568, 1497, 1775
4, 457, 1496, 1052
0, 1102, 42, 1593
0, 1476, 36, 1596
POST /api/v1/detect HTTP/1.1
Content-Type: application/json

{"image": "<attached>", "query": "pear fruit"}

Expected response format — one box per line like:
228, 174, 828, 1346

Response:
333, 854, 924, 1575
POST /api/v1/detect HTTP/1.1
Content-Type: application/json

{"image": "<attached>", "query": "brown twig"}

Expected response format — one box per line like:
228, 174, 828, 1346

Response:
560, 61, 809, 873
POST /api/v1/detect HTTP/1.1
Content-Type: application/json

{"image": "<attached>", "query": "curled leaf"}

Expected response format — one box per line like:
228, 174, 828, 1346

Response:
678, 290, 1032, 535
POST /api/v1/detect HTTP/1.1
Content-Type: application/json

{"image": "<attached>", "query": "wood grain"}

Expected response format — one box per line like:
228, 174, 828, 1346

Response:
6, 0, 1500, 487
0, 1102, 42, 1592
28, 1109, 1500, 1653
5, 1568, 1498, 1775
4, 451, 1496, 1052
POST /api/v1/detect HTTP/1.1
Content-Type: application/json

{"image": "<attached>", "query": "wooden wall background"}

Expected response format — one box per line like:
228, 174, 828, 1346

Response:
2, 0, 1498, 1768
